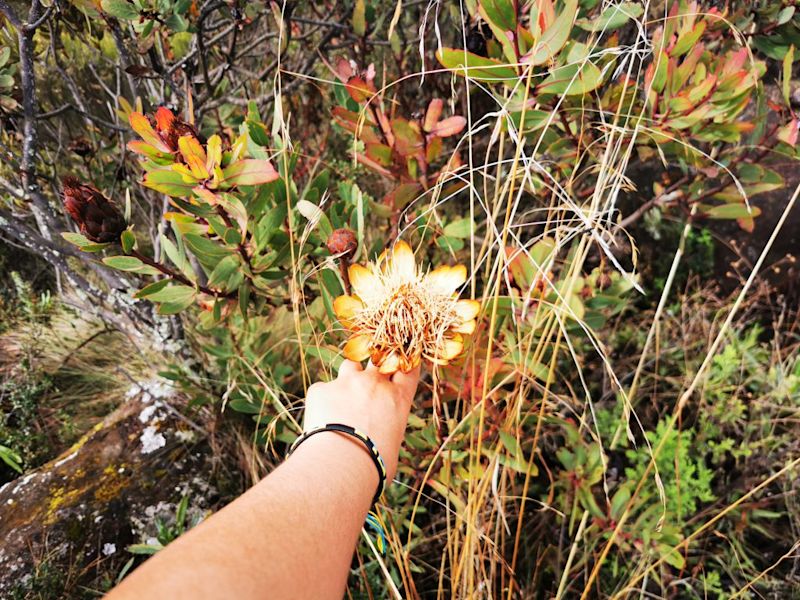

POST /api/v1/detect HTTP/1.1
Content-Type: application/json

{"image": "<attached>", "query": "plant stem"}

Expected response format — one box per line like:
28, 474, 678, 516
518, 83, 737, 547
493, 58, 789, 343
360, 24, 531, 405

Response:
130, 249, 233, 298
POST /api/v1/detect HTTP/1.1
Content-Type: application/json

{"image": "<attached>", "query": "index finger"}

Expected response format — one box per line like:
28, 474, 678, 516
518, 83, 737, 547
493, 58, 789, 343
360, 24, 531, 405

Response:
337, 359, 364, 379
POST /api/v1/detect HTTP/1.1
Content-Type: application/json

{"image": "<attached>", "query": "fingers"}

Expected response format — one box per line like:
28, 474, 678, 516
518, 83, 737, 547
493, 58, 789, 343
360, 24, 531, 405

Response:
337, 359, 363, 378
365, 359, 384, 375
391, 364, 421, 398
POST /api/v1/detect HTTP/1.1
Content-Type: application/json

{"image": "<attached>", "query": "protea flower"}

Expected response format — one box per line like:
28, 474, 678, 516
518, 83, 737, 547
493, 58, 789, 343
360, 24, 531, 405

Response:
62, 176, 126, 243
333, 240, 480, 374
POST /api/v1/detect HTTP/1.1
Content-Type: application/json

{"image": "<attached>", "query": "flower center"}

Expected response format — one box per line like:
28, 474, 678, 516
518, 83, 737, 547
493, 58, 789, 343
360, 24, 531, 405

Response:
353, 280, 459, 361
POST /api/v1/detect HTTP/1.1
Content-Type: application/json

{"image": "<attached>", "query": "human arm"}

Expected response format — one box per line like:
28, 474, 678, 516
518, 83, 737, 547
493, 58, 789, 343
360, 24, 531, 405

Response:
106, 360, 419, 600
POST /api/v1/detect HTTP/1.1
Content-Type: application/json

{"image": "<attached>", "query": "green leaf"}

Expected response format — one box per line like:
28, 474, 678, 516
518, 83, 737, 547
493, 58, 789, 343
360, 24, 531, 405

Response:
610, 484, 631, 520
658, 544, 686, 570
650, 51, 669, 94
143, 169, 196, 197
783, 46, 795, 105
102, 255, 162, 275
778, 6, 795, 26
161, 234, 197, 282
443, 218, 473, 239
704, 204, 761, 220
437, 235, 464, 252
207, 254, 241, 290
524, 0, 577, 66
479, 0, 517, 32
120, 229, 136, 254
61, 232, 110, 253
436, 48, 518, 85
537, 60, 603, 96
478, 0, 519, 63
352, 0, 366, 36
126, 543, 163, 556
147, 284, 197, 314
576, 2, 643, 32
670, 22, 706, 58
101, 0, 140, 20
133, 279, 171, 299
305, 344, 344, 371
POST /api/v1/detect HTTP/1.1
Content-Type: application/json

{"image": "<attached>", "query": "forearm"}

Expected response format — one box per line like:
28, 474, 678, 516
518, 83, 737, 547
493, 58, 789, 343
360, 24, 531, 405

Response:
107, 433, 376, 599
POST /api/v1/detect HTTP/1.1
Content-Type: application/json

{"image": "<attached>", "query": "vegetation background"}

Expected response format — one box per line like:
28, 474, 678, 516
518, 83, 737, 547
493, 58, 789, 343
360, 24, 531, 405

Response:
0, 0, 799, 597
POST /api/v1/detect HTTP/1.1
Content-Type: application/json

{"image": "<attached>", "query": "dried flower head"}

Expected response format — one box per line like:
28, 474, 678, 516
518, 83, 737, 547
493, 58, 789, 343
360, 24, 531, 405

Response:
326, 228, 358, 258
333, 240, 480, 374
62, 176, 126, 243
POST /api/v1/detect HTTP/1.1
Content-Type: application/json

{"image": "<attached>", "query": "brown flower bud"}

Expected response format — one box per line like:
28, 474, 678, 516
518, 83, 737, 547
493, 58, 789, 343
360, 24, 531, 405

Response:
62, 176, 126, 244
326, 228, 358, 258
596, 272, 612, 290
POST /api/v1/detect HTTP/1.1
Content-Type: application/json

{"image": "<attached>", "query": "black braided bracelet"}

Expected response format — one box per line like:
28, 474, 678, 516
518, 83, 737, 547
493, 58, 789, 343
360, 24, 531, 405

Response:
288, 423, 387, 507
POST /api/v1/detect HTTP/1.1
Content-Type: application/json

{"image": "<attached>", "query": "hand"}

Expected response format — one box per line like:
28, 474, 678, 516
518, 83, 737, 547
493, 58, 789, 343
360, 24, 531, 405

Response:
301, 360, 420, 482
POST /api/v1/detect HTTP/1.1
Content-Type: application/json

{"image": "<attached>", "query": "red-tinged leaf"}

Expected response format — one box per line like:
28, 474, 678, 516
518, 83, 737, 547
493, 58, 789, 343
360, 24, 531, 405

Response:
356, 153, 394, 178
178, 135, 209, 180
154, 106, 175, 132
194, 186, 221, 205
375, 108, 395, 147
426, 135, 443, 164
221, 159, 279, 186
383, 183, 421, 209
430, 116, 466, 138
127, 140, 173, 162
143, 168, 196, 197
423, 99, 444, 132
722, 48, 748, 76
130, 112, 170, 152
332, 107, 381, 143
778, 118, 799, 146
737, 216, 755, 232
345, 76, 375, 103
335, 57, 355, 82
391, 118, 423, 156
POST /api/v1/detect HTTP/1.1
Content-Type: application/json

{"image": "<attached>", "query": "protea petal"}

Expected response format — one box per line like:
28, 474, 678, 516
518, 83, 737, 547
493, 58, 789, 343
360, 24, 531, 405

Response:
333, 295, 364, 327
425, 264, 467, 295
344, 334, 371, 362
439, 334, 464, 361
378, 351, 402, 374
455, 299, 480, 321
387, 240, 416, 279
348, 264, 379, 300
451, 319, 476, 335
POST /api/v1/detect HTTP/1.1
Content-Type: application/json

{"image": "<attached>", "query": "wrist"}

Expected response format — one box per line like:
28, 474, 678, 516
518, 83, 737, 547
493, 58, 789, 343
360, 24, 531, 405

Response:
291, 430, 381, 501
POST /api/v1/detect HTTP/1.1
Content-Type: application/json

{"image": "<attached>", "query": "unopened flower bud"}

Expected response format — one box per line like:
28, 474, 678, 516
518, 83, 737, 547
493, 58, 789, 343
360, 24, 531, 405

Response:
326, 228, 358, 258
62, 176, 126, 243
